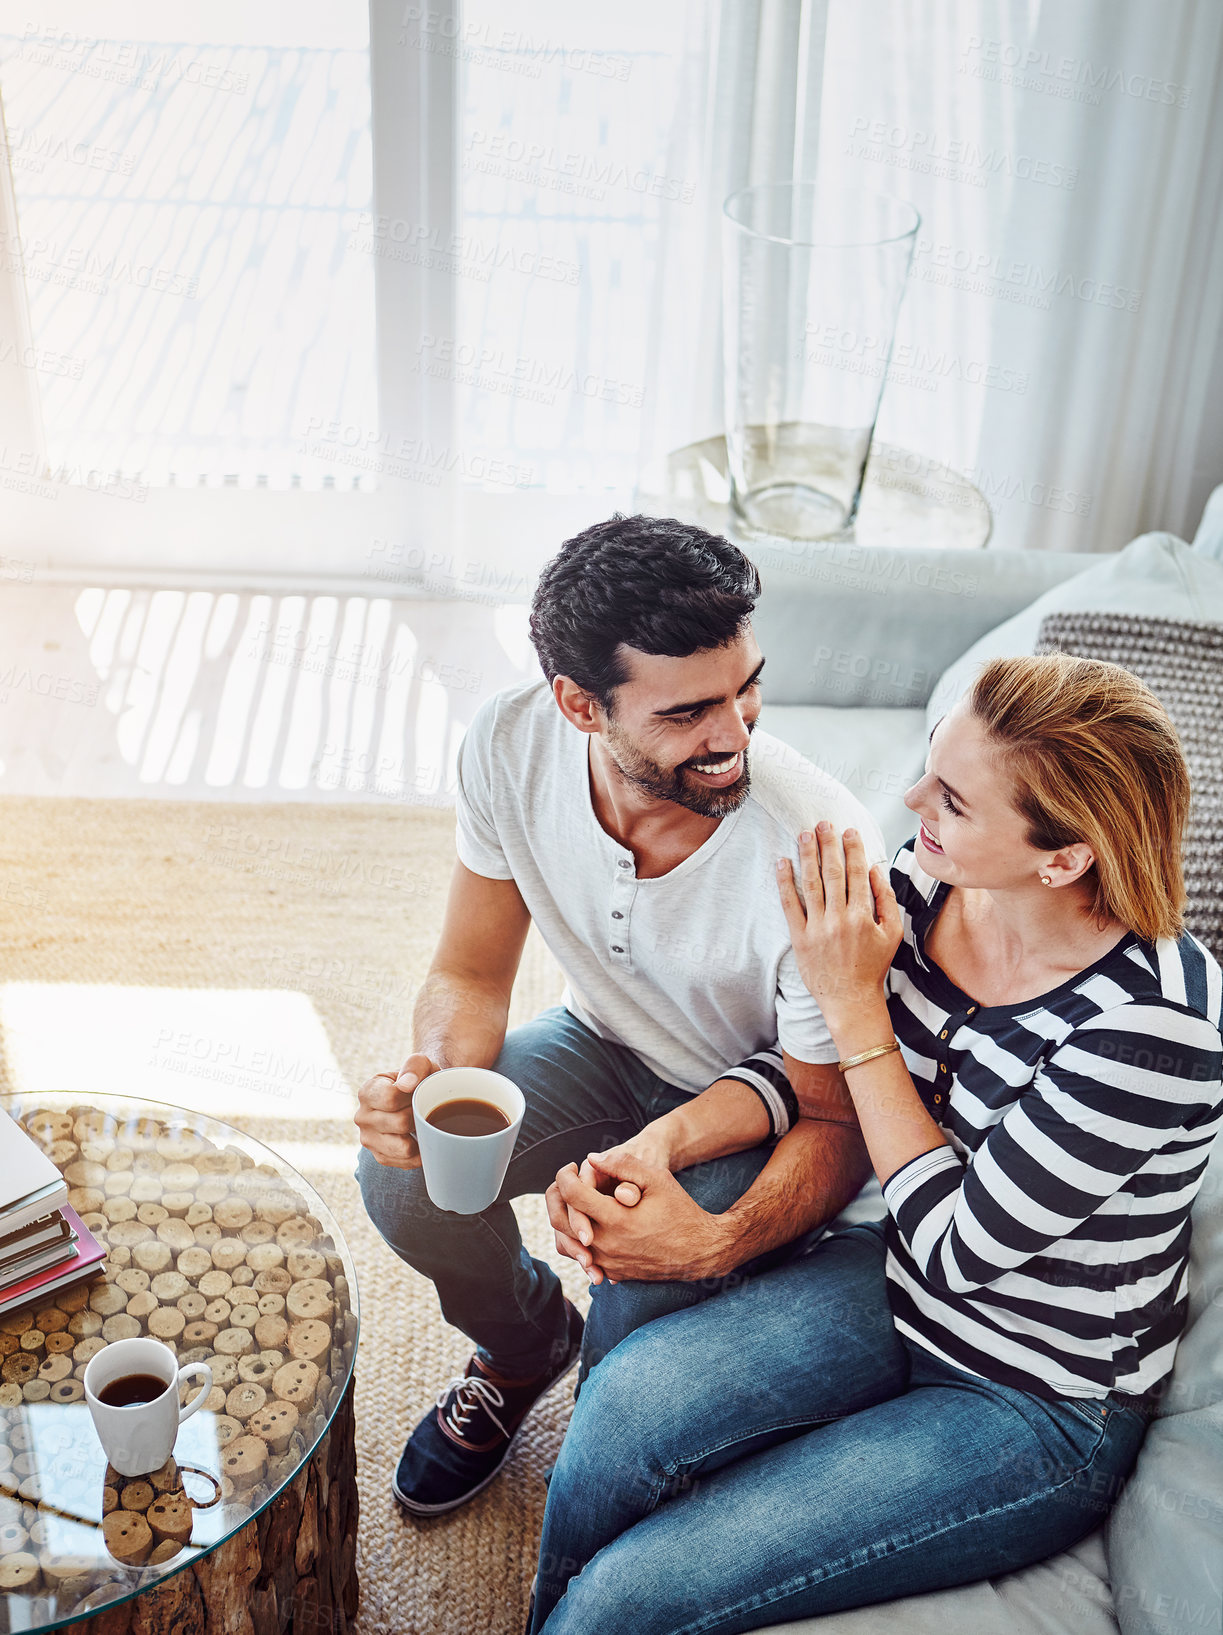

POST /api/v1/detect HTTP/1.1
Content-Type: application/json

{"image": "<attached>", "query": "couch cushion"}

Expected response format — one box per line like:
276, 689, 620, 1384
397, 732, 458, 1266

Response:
756, 706, 927, 857
1103, 1131, 1223, 1635
924, 534, 1223, 731
1193, 483, 1223, 560
761, 1528, 1116, 1635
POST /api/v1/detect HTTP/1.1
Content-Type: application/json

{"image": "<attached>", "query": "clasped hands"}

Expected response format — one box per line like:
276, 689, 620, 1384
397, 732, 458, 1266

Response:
355, 1062, 729, 1285
545, 1135, 728, 1286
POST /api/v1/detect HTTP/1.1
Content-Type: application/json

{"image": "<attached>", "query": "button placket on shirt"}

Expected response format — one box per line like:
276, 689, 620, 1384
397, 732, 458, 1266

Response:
931, 1003, 978, 1112
610, 856, 636, 963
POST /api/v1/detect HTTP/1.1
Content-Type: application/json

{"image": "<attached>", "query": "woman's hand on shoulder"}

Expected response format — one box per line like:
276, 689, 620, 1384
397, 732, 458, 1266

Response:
776, 824, 902, 1028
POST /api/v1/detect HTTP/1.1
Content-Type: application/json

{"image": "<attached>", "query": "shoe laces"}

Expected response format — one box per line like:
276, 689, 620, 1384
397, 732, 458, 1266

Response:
436, 1373, 509, 1441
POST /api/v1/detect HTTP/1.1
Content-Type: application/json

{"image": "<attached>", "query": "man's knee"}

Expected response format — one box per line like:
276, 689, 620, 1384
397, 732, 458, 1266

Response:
356, 1145, 439, 1251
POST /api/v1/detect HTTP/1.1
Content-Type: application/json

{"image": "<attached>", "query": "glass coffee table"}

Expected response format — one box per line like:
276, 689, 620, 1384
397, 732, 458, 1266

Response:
0, 1094, 359, 1635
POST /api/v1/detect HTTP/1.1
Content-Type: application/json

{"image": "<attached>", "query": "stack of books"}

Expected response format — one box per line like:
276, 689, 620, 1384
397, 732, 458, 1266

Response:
0, 1109, 105, 1314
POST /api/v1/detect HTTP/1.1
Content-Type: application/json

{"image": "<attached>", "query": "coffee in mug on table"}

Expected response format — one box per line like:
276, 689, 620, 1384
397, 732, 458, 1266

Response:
97, 1372, 172, 1408
84, 1336, 213, 1477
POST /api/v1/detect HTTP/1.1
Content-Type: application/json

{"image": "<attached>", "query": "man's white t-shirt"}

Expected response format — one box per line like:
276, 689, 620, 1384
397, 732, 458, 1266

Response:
455, 679, 887, 1095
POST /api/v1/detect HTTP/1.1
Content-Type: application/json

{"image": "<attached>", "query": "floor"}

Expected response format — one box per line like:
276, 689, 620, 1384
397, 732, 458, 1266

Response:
0, 581, 537, 804
0, 793, 576, 1635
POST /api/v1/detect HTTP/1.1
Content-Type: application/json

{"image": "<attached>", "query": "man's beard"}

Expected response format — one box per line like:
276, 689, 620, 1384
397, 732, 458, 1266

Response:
602, 719, 754, 818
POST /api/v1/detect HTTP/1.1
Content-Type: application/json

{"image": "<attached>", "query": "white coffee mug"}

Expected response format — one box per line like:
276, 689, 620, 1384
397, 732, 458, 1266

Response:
413, 1067, 525, 1214
84, 1337, 213, 1477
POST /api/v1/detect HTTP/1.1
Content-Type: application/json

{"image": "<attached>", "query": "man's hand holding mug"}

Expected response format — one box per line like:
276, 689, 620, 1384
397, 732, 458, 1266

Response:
357, 1054, 525, 1215
355, 1053, 438, 1170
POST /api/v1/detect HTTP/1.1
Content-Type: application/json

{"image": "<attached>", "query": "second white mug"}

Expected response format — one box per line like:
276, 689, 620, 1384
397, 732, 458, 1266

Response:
84, 1336, 213, 1477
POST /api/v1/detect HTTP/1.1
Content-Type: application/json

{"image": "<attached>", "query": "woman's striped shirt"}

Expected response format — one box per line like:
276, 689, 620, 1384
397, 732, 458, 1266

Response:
882, 840, 1223, 1401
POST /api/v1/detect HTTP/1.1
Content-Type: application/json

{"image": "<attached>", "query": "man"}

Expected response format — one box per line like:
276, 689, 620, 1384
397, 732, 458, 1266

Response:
356, 512, 884, 1516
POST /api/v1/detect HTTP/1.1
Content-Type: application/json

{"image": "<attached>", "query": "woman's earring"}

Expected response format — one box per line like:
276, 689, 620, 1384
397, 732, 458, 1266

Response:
1040, 875, 1052, 886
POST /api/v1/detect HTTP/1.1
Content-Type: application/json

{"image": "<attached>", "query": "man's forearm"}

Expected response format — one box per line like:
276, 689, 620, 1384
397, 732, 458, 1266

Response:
412, 969, 510, 1071
706, 1117, 871, 1275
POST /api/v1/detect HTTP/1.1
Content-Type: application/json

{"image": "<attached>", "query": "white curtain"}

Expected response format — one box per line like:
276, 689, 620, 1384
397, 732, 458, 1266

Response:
640, 0, 1223, 553
639, 0, 829, 495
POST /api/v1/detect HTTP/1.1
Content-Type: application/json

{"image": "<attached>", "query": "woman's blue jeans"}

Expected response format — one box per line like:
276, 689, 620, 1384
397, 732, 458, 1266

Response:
530, 1222, 1148, 1634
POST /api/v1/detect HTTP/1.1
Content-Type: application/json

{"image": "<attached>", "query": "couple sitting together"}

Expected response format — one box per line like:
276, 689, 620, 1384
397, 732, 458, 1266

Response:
356, 514, 1223, 1634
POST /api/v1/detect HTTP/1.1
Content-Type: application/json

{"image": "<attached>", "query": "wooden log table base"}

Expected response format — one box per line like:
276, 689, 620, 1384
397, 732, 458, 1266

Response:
58, 1377, 358, 1635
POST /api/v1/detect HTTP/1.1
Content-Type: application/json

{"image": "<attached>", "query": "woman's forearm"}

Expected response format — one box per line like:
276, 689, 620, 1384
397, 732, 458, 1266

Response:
827, 999, 949, 1187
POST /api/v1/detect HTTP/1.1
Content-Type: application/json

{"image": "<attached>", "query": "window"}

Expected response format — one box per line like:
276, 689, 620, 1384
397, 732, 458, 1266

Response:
454, 0, 690, 497
1, 4, 374, 491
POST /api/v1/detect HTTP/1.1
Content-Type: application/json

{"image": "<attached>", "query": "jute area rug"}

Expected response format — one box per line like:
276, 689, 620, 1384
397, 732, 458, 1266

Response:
0, 796, 588, 1635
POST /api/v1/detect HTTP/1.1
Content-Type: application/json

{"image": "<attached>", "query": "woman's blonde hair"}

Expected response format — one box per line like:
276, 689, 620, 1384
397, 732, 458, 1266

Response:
967, 653, 1190, 942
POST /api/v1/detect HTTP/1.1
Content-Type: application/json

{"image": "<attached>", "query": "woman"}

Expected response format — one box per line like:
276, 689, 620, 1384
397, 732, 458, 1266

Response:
527, 654, 1223, 1634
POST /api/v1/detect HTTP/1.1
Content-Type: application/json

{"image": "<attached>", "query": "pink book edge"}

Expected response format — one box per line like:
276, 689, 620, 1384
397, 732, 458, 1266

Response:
0, 1204, 105, 1306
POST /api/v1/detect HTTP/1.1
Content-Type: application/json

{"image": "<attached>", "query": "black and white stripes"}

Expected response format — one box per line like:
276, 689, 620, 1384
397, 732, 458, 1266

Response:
719, 1048, 800, 1137
881, 841, 1223, 1401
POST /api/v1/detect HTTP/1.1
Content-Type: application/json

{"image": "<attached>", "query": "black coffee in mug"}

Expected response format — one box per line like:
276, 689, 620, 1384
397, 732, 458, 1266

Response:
425, 1098, 510, 1137
97, 1372, 168, 1408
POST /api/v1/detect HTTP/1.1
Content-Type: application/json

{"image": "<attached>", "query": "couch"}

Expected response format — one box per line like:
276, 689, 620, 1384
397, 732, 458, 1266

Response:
744, 488, 1223, 1635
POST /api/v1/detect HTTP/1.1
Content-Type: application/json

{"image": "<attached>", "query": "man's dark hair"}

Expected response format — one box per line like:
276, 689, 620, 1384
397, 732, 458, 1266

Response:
529, 514, 761, 713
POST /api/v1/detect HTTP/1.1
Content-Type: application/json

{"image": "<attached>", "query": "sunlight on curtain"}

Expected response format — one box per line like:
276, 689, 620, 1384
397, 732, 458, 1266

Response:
0, 3, 375, 489
816, 0, 1223, 550
455, 0, 695, 499
640, 0, 1223, 552
3, 0, 1217, 553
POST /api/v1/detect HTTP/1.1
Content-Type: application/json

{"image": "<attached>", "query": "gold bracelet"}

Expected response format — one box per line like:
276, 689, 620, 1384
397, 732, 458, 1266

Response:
838, 1042, 901, 1072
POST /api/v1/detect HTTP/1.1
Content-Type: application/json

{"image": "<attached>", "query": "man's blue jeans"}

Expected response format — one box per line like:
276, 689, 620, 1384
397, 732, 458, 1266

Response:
357, 1005, 802, 1382
529, 1221, 1149, 1634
